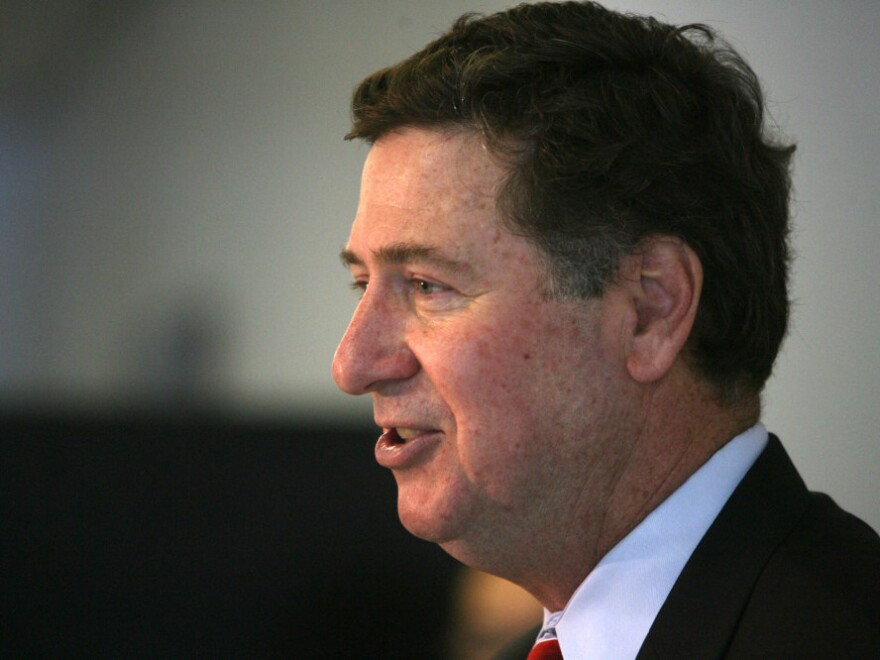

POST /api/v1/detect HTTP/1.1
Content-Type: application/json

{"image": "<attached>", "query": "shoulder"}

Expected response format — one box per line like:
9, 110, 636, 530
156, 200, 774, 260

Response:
639, 434, 880, 659
727, 489, 880, 657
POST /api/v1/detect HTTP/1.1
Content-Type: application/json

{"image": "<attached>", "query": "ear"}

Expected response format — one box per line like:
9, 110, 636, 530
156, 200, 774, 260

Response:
618, 237, 703, 384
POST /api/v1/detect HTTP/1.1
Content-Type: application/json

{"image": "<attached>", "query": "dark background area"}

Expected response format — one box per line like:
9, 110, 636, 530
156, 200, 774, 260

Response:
2, 412, 460, 658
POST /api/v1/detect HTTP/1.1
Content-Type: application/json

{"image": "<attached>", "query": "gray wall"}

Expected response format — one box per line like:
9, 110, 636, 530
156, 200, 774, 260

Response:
2, 1, 878, 529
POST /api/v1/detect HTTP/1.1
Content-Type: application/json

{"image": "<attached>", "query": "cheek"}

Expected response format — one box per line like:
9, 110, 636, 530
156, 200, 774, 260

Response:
453, 316, 543, 405
433, 313, 556, 474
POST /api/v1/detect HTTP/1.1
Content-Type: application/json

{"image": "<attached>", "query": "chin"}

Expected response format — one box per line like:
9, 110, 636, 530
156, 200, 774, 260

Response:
395, 489, 469, 545
397, 504, 453, 544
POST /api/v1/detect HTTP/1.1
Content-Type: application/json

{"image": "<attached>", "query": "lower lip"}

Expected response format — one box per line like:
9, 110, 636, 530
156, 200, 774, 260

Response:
375, 430, 441, 469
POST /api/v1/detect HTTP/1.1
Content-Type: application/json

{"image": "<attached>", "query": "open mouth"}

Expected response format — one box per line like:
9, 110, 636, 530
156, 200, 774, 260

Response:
382, 428, 429, 445
375, 427, 441, 469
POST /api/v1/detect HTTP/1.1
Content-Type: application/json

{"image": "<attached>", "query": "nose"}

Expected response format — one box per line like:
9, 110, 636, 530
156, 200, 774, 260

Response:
332, 290, 419, 395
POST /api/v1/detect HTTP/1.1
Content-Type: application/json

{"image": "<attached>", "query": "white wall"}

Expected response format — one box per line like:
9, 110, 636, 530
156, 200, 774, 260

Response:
3, 1, 878, 528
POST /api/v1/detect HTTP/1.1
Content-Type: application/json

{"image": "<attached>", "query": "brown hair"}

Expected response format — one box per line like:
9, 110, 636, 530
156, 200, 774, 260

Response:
347, 1, 795, 402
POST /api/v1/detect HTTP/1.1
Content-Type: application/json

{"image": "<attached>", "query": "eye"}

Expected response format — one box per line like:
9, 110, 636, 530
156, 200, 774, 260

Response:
348, 280, 368, 297
411, 278, 448, 296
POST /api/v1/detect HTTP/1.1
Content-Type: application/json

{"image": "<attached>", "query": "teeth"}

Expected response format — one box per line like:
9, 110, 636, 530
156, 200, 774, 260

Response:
396, 428, 422, 441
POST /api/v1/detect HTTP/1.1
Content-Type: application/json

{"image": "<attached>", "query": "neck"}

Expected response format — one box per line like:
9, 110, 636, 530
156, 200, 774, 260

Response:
525, 369, 759, 611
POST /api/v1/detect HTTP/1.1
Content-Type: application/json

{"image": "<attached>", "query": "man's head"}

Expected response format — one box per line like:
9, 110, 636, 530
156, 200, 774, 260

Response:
333, 1, 795, 606
333, 126, 673, 605
346, 0, 795, 403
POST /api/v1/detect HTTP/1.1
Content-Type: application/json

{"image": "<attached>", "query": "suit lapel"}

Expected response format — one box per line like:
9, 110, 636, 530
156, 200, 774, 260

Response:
636, 436, 809, 659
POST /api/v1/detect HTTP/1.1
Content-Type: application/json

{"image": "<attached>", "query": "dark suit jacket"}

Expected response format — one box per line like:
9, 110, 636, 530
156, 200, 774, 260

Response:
496, 436, 880, 659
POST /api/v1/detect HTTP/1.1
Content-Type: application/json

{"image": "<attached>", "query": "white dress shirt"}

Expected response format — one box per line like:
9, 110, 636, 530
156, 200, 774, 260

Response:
539, 423, 768, 659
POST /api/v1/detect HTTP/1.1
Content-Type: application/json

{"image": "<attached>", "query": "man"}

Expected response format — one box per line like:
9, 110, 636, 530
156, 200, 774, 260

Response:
332, 2, 880, 658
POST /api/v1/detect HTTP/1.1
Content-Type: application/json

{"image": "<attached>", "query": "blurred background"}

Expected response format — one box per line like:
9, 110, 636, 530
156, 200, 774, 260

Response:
2, 1, 878, 657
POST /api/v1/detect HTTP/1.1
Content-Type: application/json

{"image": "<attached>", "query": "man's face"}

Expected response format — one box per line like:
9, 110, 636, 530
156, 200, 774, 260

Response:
332, 128, 633, 566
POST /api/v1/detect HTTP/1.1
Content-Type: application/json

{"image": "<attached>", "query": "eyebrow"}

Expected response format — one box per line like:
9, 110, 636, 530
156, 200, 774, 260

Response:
340, 242, 473, 275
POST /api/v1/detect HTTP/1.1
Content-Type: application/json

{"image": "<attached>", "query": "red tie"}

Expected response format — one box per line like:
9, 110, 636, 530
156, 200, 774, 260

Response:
527, 637, 563, 660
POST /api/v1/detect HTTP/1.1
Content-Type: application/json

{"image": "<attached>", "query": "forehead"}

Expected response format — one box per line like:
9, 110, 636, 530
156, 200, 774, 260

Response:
349, 128, 508, 251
